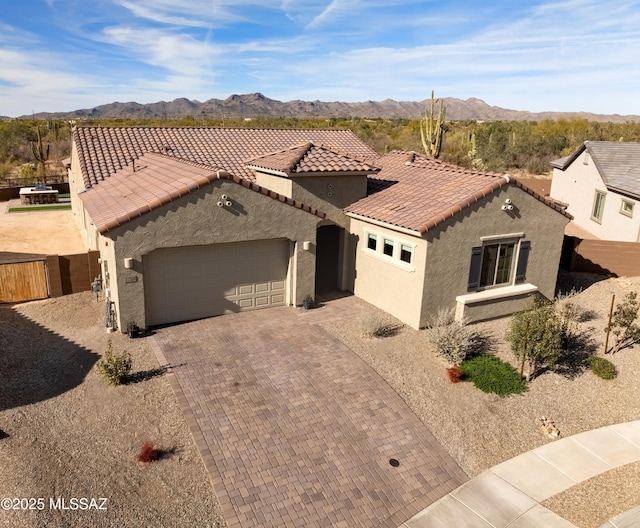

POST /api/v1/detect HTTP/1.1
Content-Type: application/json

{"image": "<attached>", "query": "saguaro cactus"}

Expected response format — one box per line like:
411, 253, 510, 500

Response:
31, 126, 50, 184
420, 90, 446, 159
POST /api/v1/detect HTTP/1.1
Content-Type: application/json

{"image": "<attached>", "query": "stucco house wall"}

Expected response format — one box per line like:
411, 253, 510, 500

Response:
255, 172, 367, 228
68, 144, 101, 250
350, 218, 427, 329
99, 179, 318, 330
550, 151, 640, 242
423, 184, 569, 324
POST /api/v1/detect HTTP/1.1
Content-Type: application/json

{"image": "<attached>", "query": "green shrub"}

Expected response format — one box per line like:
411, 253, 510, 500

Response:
506, 294, 562, 381
587, 356, 618, 380
97, 339, 132, 386
460, 354, 528, 397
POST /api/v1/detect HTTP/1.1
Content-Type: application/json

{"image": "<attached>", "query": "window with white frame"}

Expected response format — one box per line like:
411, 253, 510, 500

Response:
591, 191, 606, 223
383, 238, 394, 257
468, 237, 530, 291
620, 199, 634, 218
363, 229, 415, 268
367, 233, 377, 250
400, 244, 413, 264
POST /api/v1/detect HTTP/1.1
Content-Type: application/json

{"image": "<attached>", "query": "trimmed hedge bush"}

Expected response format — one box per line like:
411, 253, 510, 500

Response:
587, 356, 618, 380
460, 354, 528, 397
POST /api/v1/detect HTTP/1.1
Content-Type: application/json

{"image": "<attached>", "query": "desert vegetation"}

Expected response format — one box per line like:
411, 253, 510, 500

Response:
3, 116, 640, 185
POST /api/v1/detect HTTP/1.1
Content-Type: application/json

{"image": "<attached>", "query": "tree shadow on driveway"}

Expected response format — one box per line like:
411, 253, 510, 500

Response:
0, 305, 100, 412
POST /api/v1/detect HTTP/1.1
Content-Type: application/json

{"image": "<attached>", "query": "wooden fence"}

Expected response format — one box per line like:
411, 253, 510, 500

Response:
0, 258, 49, 303
563, 236, 640, 277
0, 250, 100, 303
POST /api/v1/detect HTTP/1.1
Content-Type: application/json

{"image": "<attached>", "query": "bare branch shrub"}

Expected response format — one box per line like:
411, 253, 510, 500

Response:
426, 308, 477, 366
359, 311, 402, 338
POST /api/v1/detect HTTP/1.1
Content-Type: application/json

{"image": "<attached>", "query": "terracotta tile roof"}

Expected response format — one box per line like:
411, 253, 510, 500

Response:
79, 152, 325, 234
73, 126, 379, 189
245, 142, 380, 176
345, 151, 571, 234
552, 141, 640, 199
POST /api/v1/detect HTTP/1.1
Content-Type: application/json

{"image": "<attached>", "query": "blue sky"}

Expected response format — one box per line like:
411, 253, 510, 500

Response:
1, 0, 640, 117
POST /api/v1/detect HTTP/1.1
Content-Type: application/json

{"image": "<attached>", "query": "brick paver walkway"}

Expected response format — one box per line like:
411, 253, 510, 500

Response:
150, 299, 467, 527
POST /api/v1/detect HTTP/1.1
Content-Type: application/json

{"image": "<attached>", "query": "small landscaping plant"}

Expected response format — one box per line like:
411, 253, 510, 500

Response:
359, 311, 398, 338
586, 356, 618, 380
460, 354, 528, 396
137, 441, 159, 464
97, 339, 132, 386
605, 291, 640, 354
506, 294, 562, 381
427, 308, 477, 366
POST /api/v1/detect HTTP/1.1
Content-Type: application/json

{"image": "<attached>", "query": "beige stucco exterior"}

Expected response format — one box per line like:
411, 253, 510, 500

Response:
93, 179, 319, 331
350, 183, 570, 329
350, 218, 426, 329
550, 154, 640, 241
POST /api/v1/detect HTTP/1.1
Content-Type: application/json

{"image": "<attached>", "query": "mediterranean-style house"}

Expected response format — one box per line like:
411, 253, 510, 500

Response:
550, 141, 640, 242
68, 126, 571, 331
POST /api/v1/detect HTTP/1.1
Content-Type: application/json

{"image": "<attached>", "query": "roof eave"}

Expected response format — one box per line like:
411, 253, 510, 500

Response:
344, 211, 422, 237
86, 166, 327, 235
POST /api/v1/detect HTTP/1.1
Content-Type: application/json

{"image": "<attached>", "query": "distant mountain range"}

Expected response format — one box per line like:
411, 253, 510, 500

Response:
22, 93, 640, 123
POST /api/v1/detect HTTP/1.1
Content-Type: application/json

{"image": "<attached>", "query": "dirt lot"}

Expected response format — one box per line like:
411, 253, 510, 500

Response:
0, 200, 86, 255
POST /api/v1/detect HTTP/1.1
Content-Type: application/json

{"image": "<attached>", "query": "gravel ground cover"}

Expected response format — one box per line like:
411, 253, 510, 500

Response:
1, 272, 639, 527
0, 292, 225, 528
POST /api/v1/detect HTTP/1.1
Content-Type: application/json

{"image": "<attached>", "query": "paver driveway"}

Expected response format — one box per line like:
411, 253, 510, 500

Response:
150, 298, 467, 528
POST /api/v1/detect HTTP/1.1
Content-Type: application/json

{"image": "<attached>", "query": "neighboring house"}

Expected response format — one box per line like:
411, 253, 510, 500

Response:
550, 141, 640, 242
68, 127, 570, 331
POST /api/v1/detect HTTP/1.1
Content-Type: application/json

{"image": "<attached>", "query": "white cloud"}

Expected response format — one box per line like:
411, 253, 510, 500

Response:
100, 26, 219, 78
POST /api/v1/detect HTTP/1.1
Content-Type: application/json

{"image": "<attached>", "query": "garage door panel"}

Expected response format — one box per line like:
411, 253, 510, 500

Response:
145, 240, 289, 326
271, 293, 285, 304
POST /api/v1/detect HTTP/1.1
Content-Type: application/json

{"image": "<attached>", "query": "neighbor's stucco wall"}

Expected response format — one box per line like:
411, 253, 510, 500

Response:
103, 180, 318, 331
350, 218, 427, 329
422, 184, 570, 325
550, 155, 640, 241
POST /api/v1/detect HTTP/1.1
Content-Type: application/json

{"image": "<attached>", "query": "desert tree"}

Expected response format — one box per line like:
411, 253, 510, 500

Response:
506, 294, 562, 381
605, 291, 640, 354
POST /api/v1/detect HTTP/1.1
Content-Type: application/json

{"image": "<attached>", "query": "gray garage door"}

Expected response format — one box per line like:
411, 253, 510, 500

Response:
145, 239, 289, 326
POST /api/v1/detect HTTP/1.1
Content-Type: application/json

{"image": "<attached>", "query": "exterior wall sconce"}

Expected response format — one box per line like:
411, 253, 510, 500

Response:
303, 241, 311, 251
124, 258, 133, 269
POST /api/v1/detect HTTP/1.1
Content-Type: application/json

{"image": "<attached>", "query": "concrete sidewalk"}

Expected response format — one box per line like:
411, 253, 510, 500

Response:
401, 420, 640, 527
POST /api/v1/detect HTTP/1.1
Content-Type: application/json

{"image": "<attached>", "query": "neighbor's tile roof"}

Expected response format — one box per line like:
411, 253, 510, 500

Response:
345, 151, 571, 234
79, 152, 325, 234
245, 142, 380, 176
552, 141, 640, 199
74, 126, 379, 189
